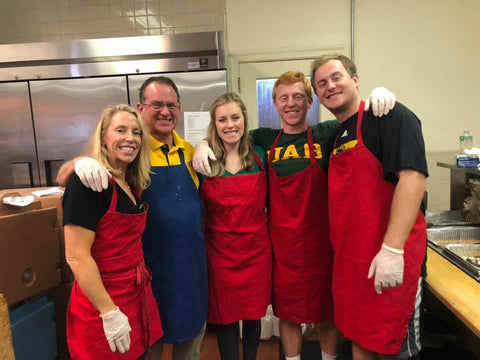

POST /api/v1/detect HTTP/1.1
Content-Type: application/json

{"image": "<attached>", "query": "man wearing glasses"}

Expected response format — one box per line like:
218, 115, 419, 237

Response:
57, 76, 208, 360
135, 76, 207, 359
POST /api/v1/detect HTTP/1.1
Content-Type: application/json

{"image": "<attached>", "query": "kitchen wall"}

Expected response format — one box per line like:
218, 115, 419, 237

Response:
225, 0, 480, 210
0, 0, 225, 44
355, 0, 480, 210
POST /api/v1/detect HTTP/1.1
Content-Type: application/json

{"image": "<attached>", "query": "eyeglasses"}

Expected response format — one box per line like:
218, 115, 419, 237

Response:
141, 102, 179, 111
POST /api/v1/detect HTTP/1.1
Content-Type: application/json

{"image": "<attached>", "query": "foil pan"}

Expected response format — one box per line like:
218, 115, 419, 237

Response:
426, 210, 479, 227
445, 243, 480, 259
443, 244, 480, 278
427, 226, 480, 246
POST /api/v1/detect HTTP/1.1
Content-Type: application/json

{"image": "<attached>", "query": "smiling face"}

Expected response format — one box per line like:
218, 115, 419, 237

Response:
214, 101, 245, 148
137, 82, 180, 143
313, 59, 360, 121
274, 81, 313, 133
103, 111, 142, 171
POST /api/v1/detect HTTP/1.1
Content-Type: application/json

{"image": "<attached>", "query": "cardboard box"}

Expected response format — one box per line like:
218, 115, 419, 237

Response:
0, 196, 62, 305
0, 188, 73, 284
0, 187, 64, 226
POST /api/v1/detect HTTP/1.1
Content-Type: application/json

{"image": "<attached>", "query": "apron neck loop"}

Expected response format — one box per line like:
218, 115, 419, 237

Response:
108, 177, 118, 212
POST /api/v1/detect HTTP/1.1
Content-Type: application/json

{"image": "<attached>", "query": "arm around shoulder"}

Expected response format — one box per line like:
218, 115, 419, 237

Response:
59, 156, 111, 192
56, 159, 76, 187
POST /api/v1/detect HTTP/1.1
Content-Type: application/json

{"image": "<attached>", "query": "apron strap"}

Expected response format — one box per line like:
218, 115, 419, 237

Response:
268, 129, 283, 170
355, 101, 366, 146
305, 125, 316, 165
107, 177, 118, 212
177, 147, 186, 164
332, 101, 365, 149
252, 150, 265, 172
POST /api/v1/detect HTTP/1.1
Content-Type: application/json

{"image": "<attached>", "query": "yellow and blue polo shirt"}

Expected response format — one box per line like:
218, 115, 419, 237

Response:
149, 130, 199, 189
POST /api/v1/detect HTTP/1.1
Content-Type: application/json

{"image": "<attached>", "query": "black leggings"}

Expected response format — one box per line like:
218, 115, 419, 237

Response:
217, 319, 261, 360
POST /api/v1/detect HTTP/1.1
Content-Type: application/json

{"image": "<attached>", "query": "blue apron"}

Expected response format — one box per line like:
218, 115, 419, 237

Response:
141, 149, 207, 344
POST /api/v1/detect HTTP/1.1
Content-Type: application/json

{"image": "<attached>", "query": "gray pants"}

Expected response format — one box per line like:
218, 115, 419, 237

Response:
141, 323, 206, 360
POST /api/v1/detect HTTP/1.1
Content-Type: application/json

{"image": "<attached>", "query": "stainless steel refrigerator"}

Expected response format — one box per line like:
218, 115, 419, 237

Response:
0, 32, 227, 189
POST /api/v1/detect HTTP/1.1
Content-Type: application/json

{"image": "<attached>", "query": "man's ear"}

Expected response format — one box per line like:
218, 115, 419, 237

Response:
307, 95, 314, 109
353, 74, 360, 89
136, 102, 143, 113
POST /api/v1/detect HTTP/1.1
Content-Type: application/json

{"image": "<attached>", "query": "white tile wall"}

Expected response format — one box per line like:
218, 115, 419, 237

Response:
0, 0, 225, 44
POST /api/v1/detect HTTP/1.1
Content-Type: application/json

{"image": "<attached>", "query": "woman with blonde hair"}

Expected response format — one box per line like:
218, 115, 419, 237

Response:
200, 93, 272, 360
62, 104, 163, 359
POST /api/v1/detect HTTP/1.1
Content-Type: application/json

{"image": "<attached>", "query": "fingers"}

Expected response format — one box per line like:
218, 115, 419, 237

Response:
366, 87, 397, 117
368, 259, 383, 294
97, 167, 111, 191
193, 156, 209, 175
192, 158, 201, 173
100, 170, 110, 191
115, 337, 128, 354
125, 332, 131, 351
79, 166, 110, 192
78, 167, 97, 191
194, 157, 211, 176
92, 168, 104, 192
370, 97, 380, 117
193, 140, 214, 176
367, 260, 375, 279
364, 98, 371, 111
109, 332, 131, 354
74, 158, 111, 192
108, 339, 116, 352
383, 93, 396, 115
207, 148, 217, 162
201, 158, 211, 176
374, 279, 383, 295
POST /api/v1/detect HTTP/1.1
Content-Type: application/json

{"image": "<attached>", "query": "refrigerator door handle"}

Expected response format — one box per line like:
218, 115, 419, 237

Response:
10, 161, 35, 188
43, 159, 65, 186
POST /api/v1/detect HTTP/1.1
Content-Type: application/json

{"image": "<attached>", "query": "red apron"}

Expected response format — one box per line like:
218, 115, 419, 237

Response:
328, 102, 426, 354
67, 179, 163, 360
268, 126, 334, 324
200, 153, 272, 324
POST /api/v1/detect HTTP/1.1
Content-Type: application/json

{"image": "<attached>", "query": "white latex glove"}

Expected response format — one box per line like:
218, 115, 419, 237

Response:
364, 87, 396, 117
367, 244, 404, 294
192, 140, 216, 176
100, 307, 132, 354
74, 157, 111, 192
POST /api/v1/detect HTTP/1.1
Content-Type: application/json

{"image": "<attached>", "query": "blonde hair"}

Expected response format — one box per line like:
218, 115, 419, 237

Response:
205, 92, 254, 177
272, 71, 313, 103
84, 104, 151, 191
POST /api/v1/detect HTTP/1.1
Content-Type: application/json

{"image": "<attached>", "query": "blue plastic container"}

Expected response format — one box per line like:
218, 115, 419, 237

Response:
9, 296, 57, 360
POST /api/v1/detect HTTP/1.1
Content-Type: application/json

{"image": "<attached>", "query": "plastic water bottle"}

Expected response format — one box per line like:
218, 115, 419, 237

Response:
460, 130, 473, 153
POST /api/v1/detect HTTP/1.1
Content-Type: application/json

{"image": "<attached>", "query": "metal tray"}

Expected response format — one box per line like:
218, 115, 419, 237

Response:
427, 226, 480, 246
442, 244, 480, 280
426, 210, 480, 227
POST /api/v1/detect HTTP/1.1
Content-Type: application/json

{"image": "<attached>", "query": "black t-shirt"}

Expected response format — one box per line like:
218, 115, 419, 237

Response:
62, 174, 145, 232
334, 102, 429, 184
334, 102, 429, 277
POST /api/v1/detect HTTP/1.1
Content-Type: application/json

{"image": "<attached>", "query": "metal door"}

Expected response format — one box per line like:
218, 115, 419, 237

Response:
30, 77, 128, 186
0, 82, 39, 189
